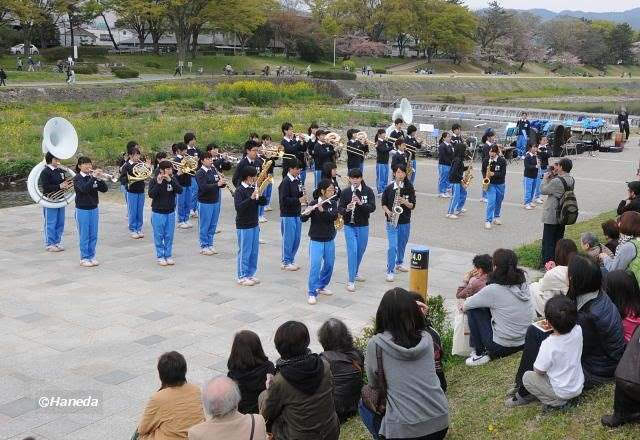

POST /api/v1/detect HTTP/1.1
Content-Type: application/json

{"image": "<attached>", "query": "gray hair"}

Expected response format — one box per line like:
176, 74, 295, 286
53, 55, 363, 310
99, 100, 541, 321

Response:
202, 376, 241, 418
580, 232, 599, 248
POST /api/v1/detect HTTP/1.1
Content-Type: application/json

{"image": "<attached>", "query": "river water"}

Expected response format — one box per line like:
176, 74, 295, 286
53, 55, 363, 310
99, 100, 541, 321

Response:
0, 183, 33, 209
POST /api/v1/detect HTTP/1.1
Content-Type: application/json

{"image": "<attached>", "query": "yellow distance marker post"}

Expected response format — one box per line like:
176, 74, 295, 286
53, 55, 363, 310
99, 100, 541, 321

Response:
409, 246, 429, 300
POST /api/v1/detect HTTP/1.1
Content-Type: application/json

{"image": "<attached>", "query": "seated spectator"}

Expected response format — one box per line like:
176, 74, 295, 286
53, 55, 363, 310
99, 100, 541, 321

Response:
359, 288, 449, 440
601, 326, 640, 428
137, 351, 205, 440
617, 181, 640, 215
531, 239, 577, 317
412, 293, 448, 392
600, 211, 640, 273
259, 321, 339, 440
580, 232, 612, 261
456, 254, 493, 299
601, 219, 620, 254
519, 295, 584, 410
507, 255, 626, 407
227, 330, 276, 414
189, 376, 266, 440
604, 270, 640, 342
318, 318, 363, 423
463, 249, 534, 366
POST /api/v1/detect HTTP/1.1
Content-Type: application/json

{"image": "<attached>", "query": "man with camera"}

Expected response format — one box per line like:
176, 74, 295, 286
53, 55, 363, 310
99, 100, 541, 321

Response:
617, 181, 640, 215
540, 158, 575, 265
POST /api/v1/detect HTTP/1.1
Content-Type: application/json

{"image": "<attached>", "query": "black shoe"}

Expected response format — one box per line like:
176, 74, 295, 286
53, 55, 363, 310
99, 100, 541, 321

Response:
601, 413, 640, 427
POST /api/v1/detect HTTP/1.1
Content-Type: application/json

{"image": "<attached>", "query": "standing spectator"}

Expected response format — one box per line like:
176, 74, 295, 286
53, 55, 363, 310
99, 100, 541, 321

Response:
0, 67, 6, 86
67, 69, 76, 84
226, 330, 276, 414
188, 376, 267, 440
515, 112, 531, 157
599, 211, 640, 273
27, 56, 35, 72
602, 219, 620, 254
16, 56, 22, 71
174, 63, 182, 77
530, 238, 577, 317
603, 270, 640, 342
617, 181, 640, 215
318, 318, 364, 423
136, 351, 205, 440
618, 107, 630, 141
540, 158, 574, 265
259, 321, 339, 440
359, 288, 449, 440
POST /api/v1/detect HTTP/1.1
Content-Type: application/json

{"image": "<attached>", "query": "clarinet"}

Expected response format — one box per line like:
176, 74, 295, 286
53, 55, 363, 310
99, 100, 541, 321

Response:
349, 192, 358, 224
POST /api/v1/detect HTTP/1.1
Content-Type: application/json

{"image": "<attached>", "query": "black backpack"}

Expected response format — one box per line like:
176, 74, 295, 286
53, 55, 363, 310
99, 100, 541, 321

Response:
556, 176, 578, 225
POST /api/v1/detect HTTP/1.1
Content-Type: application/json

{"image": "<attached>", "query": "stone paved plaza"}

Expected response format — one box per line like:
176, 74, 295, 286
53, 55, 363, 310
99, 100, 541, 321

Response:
0, 137, 636, 439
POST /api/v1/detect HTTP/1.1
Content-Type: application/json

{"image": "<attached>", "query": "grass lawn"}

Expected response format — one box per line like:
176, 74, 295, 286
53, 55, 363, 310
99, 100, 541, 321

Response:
339, 354, 640, 440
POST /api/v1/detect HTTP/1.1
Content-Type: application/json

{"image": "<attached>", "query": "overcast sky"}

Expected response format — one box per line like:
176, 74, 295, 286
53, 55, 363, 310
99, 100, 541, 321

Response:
463, 0, 637, 12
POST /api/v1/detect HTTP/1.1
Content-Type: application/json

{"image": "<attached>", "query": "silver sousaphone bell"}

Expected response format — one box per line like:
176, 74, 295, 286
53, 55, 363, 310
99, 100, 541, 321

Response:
386, 98, 413, 137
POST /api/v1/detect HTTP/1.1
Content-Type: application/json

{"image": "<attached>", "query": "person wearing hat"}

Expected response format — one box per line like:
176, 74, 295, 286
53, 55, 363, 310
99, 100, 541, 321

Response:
617, 181, 640, 215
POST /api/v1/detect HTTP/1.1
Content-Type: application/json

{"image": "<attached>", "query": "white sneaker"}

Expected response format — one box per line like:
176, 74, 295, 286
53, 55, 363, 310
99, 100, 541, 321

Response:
209, 247, 218, 255
346, 282, 356, 292
184, 221, 193, 228
485, 222, 492, 229
258, 216, 267, 223
265, 206, 273, 212
165, 258, 175, 265
448, 214, 459, 219
80, 259, 93, 267
137, 231, 144, 238
241, 278, 256, 286
535, 198, 544, 204
90, 259, 99, 266
493, 218, 502, 225
443, 193, 452, 198
158, 258, 168, 266
200, 248, 214, 256
308, 295, 317, 305
482, 198, 488, 203
460, 208, 467, 213
465, 353, 491, 366
386, 273, 394, 282
355, 275, 365, 282
45, 245, 56, 252
283, 264, 299, 271
179, 222, 190, 229
395, 265, 409, 273
525, 204, 534, 210
259, 238, 267, 244
317, 288, 333, 296
438, 193, 447, 198
215, 228, 222, 234
237, 277, 247, 285
190, 211, 198, 218
130, 232, 140, 239
249, 277, 261, 285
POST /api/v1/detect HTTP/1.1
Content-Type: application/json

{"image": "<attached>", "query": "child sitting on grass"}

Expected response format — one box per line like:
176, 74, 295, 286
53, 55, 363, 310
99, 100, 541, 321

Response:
522, 295, 584, 410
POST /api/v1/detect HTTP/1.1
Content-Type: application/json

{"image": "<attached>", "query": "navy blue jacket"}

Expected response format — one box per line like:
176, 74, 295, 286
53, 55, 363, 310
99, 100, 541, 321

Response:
338, 184, 376, 226
281, 137, 306, 174
301, 197, 338, 242
482, 156, 507, 185
279, 175, 303, 217
148, 176, 183, 213
391, 150, 411, 170
313, 142, 334, 171
438, 142, 454, 166
232, 156, 263, 188
234, 184, 267, 229
376, 140, 394, 164
346, 139, 367, 170
40, 165, 66, 194
381, 181, 415, 224
196, 167, 225, 203
173, 155, 193, 187
74, 173, 108, 210
523, 153, 538, 179
120, 161, 146, 193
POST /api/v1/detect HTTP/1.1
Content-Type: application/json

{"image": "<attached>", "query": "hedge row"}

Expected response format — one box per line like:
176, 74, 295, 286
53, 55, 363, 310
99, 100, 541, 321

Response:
310, 71, 357, 80
72, 63, 99, 74
40, 46, 108, 61
111, 67, 139, 78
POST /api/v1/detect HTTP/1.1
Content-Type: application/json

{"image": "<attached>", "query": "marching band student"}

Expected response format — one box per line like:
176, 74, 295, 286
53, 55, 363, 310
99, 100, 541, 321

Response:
516, 112, 530, 157
121, 144, 148, 239
405, 125, 421, 184
74, 156, 108, 267
534, 136, 550, 204
312, 130, 334, 188
234, 166, 268, 286
184, 132, 200, 218
339, 168, 376, 292
148, 160, 182, 266
301, 178, 339, 305
279, 160, 306, 271
153, 151, 168, 171
40, 152, 69, 251
375, 128, 393, 195
232, 141, 263, 187
451, 123, 464, 147
390, 138, 410, 170
281, 122, 307, 183
482, 145, 507, 229
206, 143, 233, 174
346, 128, 368, 173
196, 152, 227, 256
322, 162, 342, 198
306, 123, 319, 186
480, 130, 497, 202
388, 118, 405, 143
447, 143, 468, 219
437, 132, 454, 198
117, 145, 132, 208
523, 144, 539, 210
173, 142, 193, 229
382, 164, 416, 282
260, 135, 275, 213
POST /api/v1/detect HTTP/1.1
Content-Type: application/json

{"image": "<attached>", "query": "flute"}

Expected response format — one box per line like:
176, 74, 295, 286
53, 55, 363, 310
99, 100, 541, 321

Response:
301, 194, 337, 216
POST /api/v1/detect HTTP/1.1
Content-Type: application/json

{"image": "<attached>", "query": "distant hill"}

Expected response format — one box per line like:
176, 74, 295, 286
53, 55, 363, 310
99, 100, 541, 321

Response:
520, 8, 640, 29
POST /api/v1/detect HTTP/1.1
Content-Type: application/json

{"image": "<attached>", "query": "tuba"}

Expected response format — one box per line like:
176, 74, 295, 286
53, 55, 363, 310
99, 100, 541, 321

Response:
385, 98, 413, 137
27, 117, 78, 208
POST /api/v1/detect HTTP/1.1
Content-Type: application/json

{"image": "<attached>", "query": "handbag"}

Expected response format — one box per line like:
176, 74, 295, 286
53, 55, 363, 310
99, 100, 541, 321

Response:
615, 326, 640, 392
452, 306, 471, 357
361, 344, 387, 415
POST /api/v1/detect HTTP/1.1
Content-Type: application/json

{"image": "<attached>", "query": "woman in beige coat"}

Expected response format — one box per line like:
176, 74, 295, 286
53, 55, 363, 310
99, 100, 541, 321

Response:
531, 239, 577, 317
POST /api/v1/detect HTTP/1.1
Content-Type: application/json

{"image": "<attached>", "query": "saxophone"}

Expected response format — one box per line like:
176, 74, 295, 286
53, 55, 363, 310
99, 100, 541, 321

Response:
462, 162, 474, 189
406, 151, 414, 180
256, 159, 274, 196
482, 160, 494, 192
389, 188, 404, 227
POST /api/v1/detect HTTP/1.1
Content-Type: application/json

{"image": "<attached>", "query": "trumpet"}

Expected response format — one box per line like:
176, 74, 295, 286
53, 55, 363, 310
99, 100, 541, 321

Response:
90, 169, 118, 182
259, 144, 296, 161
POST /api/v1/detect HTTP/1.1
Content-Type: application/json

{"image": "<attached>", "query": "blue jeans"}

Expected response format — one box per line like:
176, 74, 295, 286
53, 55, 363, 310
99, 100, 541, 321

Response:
280, 216, 302, 265
190, 180, 198, 213
516, 134, 528, 156
410, 158, 417, 184
386, 222, 410, 274
308, 239, 335, 296
344, 225, 369, 282
314, 170, 323, 189
376, 163, 389, 194
43, 207, 65, 246
236, 226, 260, 279
151, 211, 175, 258
120, 184, 128, 207
198, 201, 221, 248
176, 184, 191, 223
358, 400, 382, 439
523, 176, 536, 205
534, 167, 546, 199
447, 183, 467, 215
126, 192, 144, 233
467, 308, 523, 359
75, 207, 98, 260
437, 164, 451, 194
259, 182, 272, 217
485, 183, 505, 222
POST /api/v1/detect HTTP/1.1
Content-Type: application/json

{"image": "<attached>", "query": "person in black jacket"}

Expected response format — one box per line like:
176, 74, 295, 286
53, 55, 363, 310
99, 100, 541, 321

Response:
279, 160, 306, 271
482, 145, 507, 229
405, 125, 422, 185
345, 128, 368, 173
480, 130, 497, 201
0, 67, 6, 86
312, 130, 335, 189
318, 318, 364, 422
73, 156, 108, 267
374, 129, 393, 195
306, 123, 319, 186
120, 144, 148, 239
322, 162, 342, 199
388, 117, 405, 144
280, 122, 307, 183
148, 160, 183, 266
618, 108, 630, 141
617, 181, 640, 216
232, 141, 263, 188
40, 152, 70, 252
195, 152, 227, 256
533, 136, 550, 204
515, 112, 530, 157
184, 132, 201, 218
339, 168, 376, 292
437, 132, 454, 198
523, 144, 539, 210
446, 144, 468, 219
234, 166, 267, 286
302, 179, 339, 305
382, 164, 416, 282
390, 139, 411, 171
173, 142, 194, 229
259, 135, 275, 215
227, 330, 276, 414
